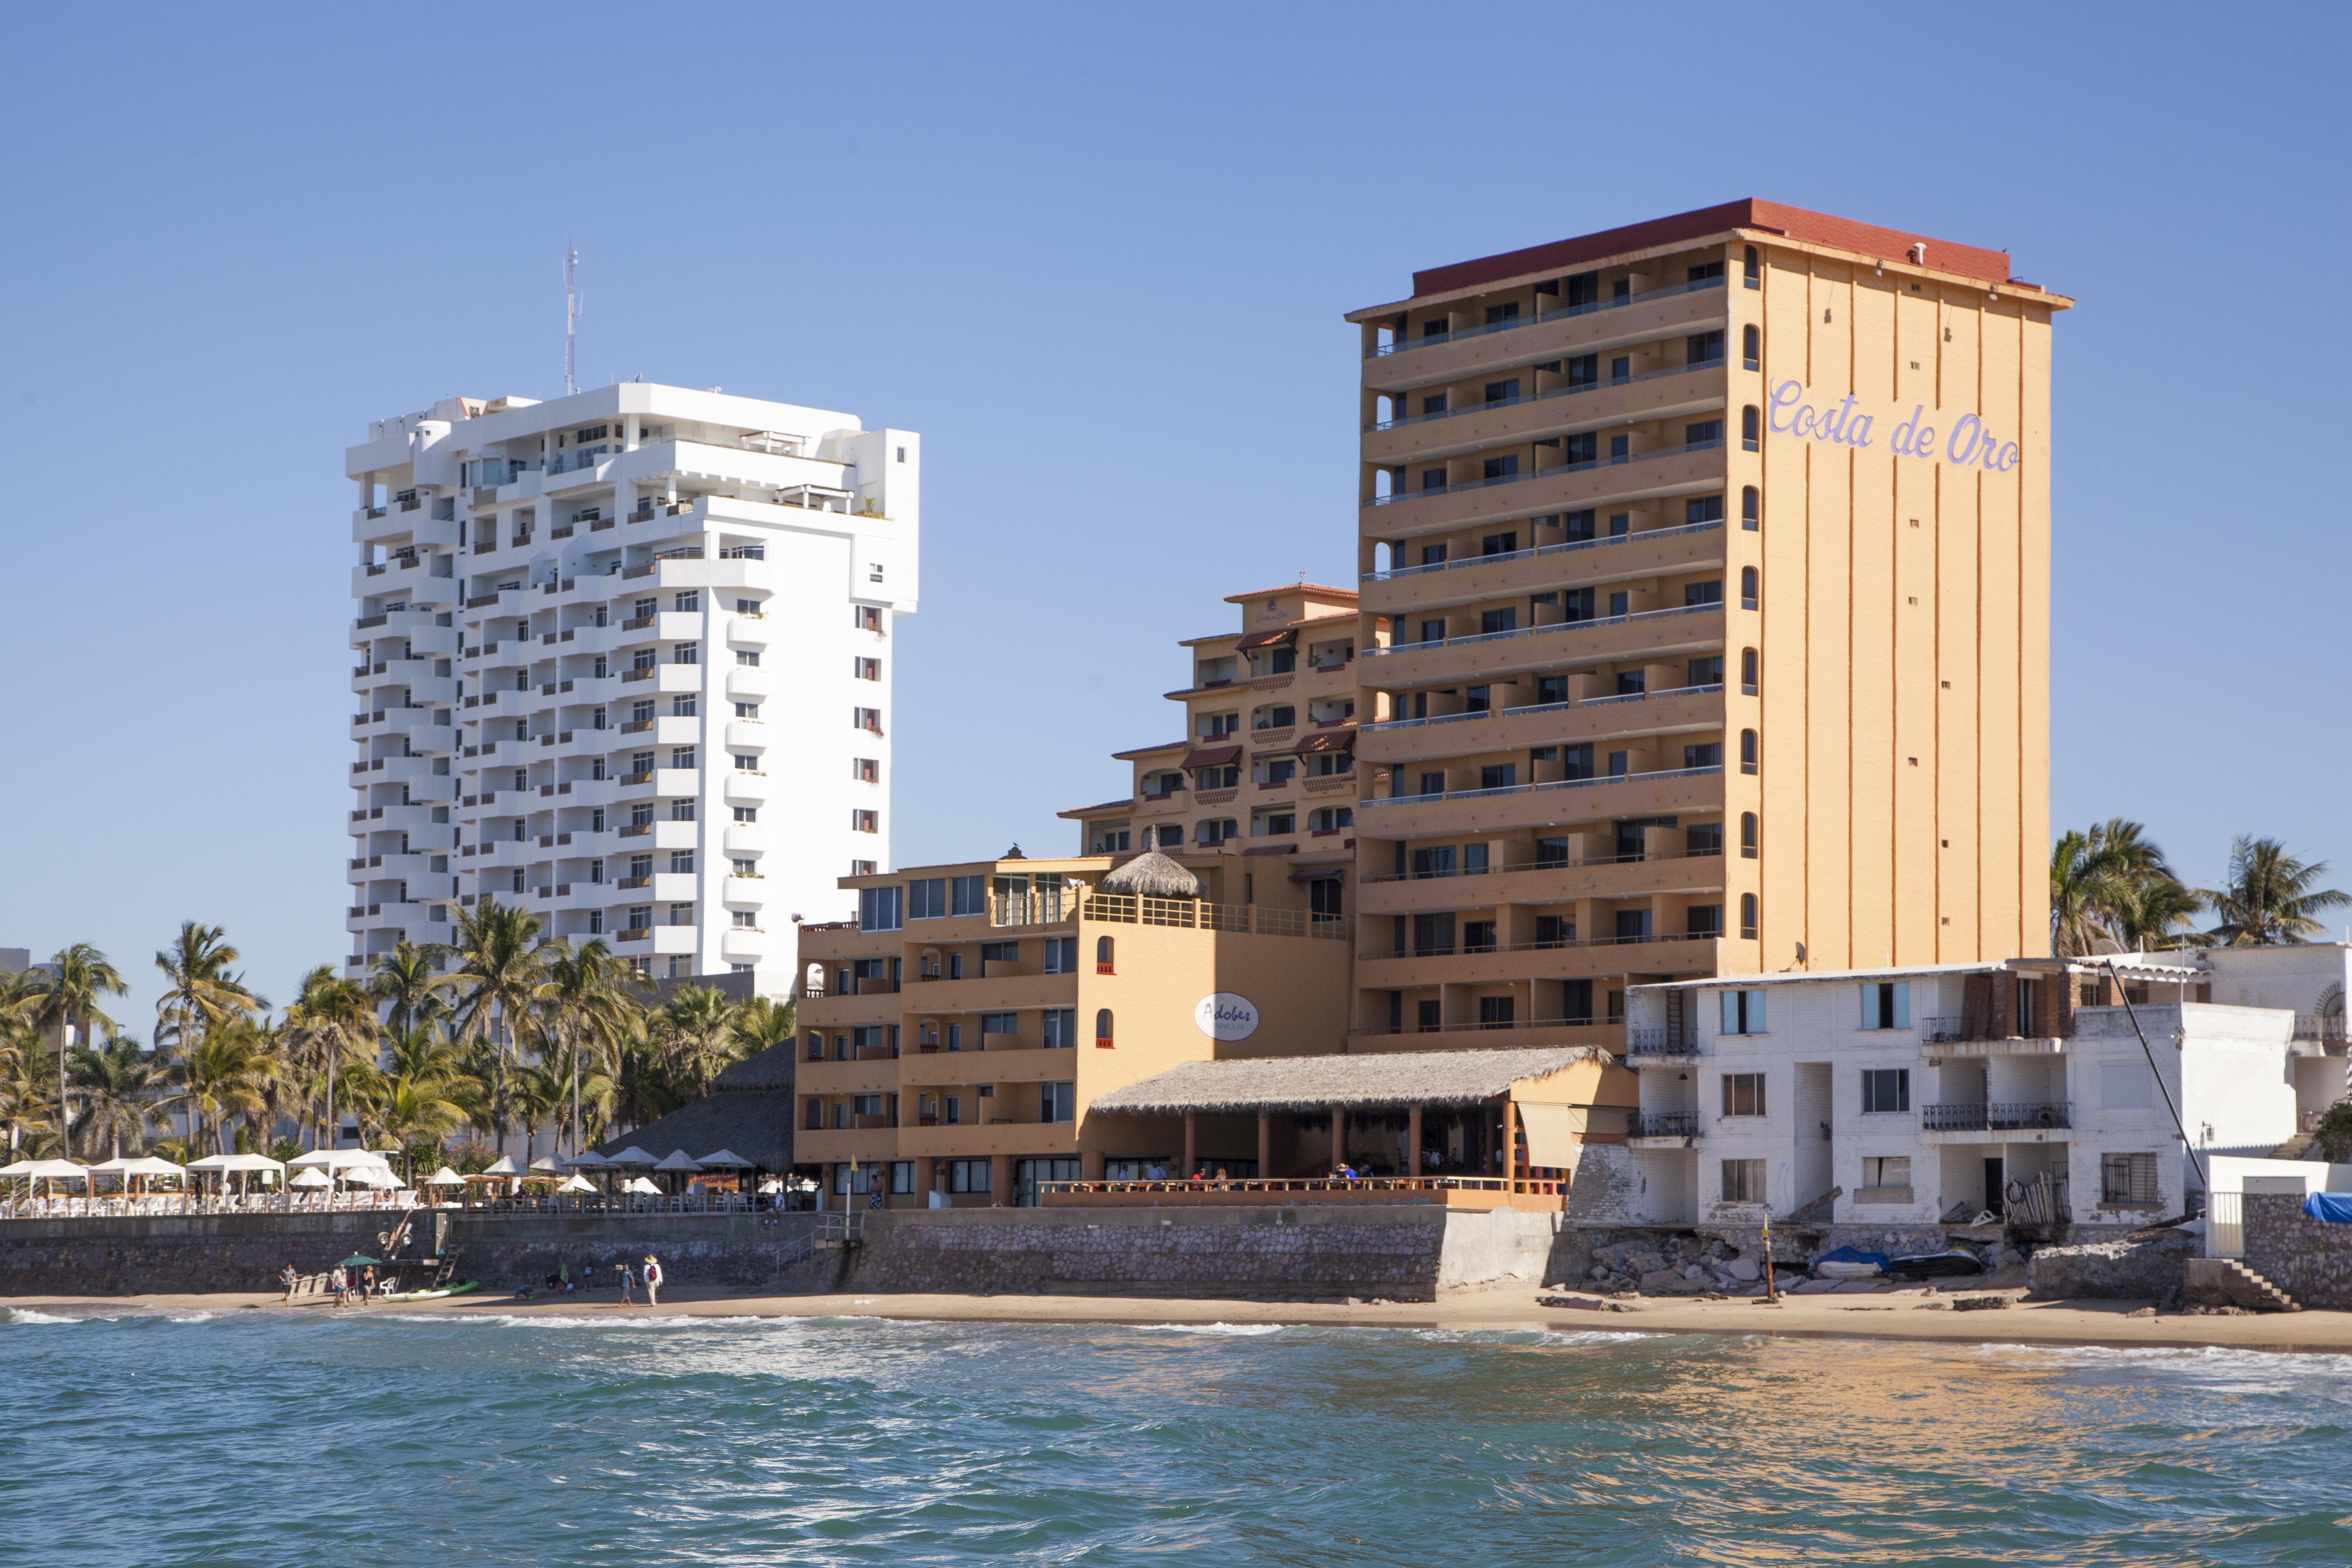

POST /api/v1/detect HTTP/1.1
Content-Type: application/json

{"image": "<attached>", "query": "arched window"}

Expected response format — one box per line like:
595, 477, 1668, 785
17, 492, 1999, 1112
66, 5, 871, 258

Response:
1741, 567, 1760, 610
1095, 935, 1115, 975
1741, 486, 1760, 531
1741, 812, 1759, 858
1742, 324, 1760, 369
1741, 405, 1760, 451
1741, 648, 1760, 695
1739, 893, 1758, 940
1095, 1009, 1115, 1048
1739, 728, 1758, 775
1742, 245, 1760, 287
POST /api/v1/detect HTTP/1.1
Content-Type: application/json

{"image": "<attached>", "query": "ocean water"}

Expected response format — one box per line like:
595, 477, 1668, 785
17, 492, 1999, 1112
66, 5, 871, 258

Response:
5, 1308, 2352, 1567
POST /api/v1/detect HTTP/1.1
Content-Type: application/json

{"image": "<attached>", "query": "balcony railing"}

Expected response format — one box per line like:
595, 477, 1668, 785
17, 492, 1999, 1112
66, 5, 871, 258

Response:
1364, 683, 1721, 734
1364, 439, 1724, 509
1360, 600, 1720, 662
1921, 1102, 2072, 1133
1625, 1028, 1698, 1058
1367, 357, 1722, 432
1364, 517, 1722, 584
1364, 1016, 1608, 1037
1629, 1111, 1699, 1139
1087, 893, 1348, 941
1364, 845, 1723, 884
1361, 930, 1717, 962
1364, 275, 1725, 359
1359, 763, 1722, 810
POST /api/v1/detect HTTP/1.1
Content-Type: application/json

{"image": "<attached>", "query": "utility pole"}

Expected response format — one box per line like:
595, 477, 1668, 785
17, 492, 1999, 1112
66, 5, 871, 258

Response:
564, 241, 582, 395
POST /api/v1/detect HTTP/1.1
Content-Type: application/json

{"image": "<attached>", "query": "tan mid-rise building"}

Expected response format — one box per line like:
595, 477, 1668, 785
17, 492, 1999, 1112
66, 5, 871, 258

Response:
1346, 199, 2067, 1051
794, 853, 1353, 1206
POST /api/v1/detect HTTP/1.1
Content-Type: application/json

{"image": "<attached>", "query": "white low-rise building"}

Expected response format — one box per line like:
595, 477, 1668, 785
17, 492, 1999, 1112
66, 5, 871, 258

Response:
344, 385, 919, 993
1600, 947, 2352, 1234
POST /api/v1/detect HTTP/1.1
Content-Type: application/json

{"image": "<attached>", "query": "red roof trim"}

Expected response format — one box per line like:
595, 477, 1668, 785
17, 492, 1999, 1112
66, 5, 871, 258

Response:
1408, 199, 2016, 296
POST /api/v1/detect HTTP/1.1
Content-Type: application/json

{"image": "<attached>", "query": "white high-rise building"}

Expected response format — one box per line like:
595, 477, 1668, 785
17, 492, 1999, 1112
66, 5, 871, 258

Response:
344, 385, 919, 992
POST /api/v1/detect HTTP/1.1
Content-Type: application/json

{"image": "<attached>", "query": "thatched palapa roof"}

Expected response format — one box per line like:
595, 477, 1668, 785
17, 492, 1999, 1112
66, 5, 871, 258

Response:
594, 1040, 797, 1171
1098, 850, 1202, 898
1086, 1046, 1606, 1117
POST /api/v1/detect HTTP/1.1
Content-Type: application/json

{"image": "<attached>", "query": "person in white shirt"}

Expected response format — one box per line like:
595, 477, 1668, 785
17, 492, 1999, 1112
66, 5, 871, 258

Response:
643, 1254, 664, 1306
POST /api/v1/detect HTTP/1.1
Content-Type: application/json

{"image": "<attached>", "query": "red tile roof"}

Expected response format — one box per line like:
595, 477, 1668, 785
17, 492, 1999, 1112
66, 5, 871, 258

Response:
1409, 198, 2019, 297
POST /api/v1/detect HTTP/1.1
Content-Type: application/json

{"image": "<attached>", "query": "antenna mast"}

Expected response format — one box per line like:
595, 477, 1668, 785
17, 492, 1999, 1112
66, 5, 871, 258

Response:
563, 241, 581, 395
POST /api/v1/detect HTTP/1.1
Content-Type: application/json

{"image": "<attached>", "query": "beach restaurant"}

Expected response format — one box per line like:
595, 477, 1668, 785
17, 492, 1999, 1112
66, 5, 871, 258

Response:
1058, 1045, 1635, 1209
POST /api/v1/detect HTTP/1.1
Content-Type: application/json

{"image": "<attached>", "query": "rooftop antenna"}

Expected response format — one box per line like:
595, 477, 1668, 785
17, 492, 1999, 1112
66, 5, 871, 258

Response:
563, 241, 583, 395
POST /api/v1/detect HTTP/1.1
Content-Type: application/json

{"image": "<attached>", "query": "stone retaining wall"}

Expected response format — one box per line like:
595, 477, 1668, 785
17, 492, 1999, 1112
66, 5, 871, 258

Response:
0, 1205, 1560, 1303
2243, 1192, 2352, 1308
2024, 1230, 2199, 1303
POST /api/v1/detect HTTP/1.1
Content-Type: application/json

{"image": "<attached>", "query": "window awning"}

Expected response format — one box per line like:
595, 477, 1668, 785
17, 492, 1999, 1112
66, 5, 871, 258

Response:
1294, 731, 1353, 755
1236, 629, 1295, 651
1182, 744, 1242, 769
1288, 866, 1346, 883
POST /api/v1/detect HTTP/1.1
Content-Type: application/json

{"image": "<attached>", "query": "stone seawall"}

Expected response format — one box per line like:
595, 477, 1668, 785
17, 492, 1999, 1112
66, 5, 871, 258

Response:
2244, 1192, 2352, 1308
0, 1205, 1563, 1303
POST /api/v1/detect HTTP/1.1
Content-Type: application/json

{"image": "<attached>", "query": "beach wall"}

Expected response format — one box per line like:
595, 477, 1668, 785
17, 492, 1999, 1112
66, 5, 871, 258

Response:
2242, 1193, 2352, 1308
0, 1205, 1560, 1303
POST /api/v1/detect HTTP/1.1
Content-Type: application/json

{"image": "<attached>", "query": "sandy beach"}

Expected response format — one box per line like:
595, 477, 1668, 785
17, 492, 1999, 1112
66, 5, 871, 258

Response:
13, 1282, 2352, 1354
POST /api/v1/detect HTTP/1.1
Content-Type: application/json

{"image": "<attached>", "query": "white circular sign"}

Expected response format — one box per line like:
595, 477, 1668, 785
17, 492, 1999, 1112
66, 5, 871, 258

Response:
1194, 992, 1259, 1042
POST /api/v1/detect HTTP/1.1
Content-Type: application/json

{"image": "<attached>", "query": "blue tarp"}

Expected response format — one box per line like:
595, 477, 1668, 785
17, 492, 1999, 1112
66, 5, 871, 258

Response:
1813, 1245, 1891, 1274
2301, 1193, 2352, 1224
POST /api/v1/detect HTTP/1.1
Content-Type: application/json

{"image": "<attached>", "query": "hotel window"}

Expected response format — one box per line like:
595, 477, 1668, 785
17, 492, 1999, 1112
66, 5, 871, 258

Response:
805, 1099, 822, 1129
1687, 904, 1722, 937
1682, 744, 1719, 770
1741, 567, 1760, 610
730, 858, 755, 878
1859, 1158, 1913, 1202
1484, 301, 1519, 325
1421, 392, 1448, 417
853, 758, 879, 783
670, 851, 695, 874
669, 800, 696, 822
736, 649, 759, 666
1739, 894, 1757, 941
1741, 486, 1760, 531
1722, 1072, 1767, 1117
1689, 655, 1724, 688
851, 859, 876, 875
1422, 468, 1447, 492
1742, 245, 1760, 287
731, 910, 755, 930
1861, 982, 1911, 1031
855, 606, 884, 633
673, 591, 700, 612
947, 1158, 989, 1192
1482, 455, 1519, 482
854, 657, 881, 681
949, 875, 985, 916
1861, 1068, 1911, 1113
733, 806, 757, 823
1041, 1008, 1077, 1048
1684, 580, 1722, 608
1687, 494, 1724, 524
1537, 917, 1574, 951
1687, 420, 1722, 448
1687, 329, 1724, 365
1565, 432, 1598, 464
1095, 1009, 1115, 1049
981, 1012, 1017, 1037
1610, 434, 1629, 460
1040, 937, 1078, 974
672, 747, 697, 770
1741, 406, 1760, 451
1721, 1159, 1766, 1203
854, 707, 882, 732
672, 642, 699, 665
2101, 1153, 2161, 1206
1483, 379, 1520, 405
1742, 324, 1760, 369
673, 695, 698, 717
1197, 817, 1238, 844
1566, 354, 1598, 388
1688, 260, 1724, 283
1741, 812, 1759, 858
858, 885, 902, 932
1720, 988, 1767, 1035
852, 809, 878, 833
1741, 648, 1760, 696
907, 878, 946, 919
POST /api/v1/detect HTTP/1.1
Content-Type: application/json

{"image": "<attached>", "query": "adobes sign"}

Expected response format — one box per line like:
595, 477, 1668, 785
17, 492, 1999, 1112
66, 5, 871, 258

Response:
1194, 993, 1260, 1042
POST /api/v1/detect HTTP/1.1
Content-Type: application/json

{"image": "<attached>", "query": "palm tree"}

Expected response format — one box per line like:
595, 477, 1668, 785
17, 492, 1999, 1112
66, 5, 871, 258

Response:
68, 1034, 172, 1160
652, 986, 750, 1103
32, 944, 127, 1147
283, 968, 379, 1151
178, 1017, 277, 1154
375, 1072, 469, 1186
508, 1059, 567, 1168
446, 899, 554, 1152
2203, 837, 2351, 946
734, 996, 799, 1054
369, 939, 452, 1039
153, 924, 260, 1146
536, 939, 635, 1156
2049, 820, 2200, 955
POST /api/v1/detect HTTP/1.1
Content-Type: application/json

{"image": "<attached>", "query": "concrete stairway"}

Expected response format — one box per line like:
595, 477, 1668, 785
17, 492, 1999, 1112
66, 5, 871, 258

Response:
2219, 1258, 2302, 1312
2267, 1131, 2319, 1160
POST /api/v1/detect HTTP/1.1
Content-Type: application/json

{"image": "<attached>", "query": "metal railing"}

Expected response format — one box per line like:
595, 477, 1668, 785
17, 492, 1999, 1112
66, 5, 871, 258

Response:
1365, 517, 1722, 582
1625, 1028, 1698, 1058
1363, 683, 1721, 734
1921, 1101, 2073, 1133
1360, 762, 1722, 809
1364, 275, 1725, 358
1629, 1111, 1699, 1138
1364, 439, 1725, 508
1360, 599, 1721, 660
1085, 892, 1348, 941
1362, 846, 1722, 883
1366, 357, 1723, 431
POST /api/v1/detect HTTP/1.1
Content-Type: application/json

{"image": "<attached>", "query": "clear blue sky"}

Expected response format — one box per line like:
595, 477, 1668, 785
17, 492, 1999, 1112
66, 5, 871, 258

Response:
3, 3, 2346, 1021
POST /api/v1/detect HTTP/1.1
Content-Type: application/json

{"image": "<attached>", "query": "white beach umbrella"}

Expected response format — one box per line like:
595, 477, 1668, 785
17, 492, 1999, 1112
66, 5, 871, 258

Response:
189, 1153, 285, 1175
653, 1150, 703, 1173
341, 1165, 398, 1189
528, 1156, 566, 1174
424, 1166, 466, 1187
106, 1155, 187, 1178
604, 1146, 658, 1168
289, 1168, 333, 1189
17, 1159, 90, 1180
482, 1155, 523, 1176
287, 1148, 381, 1171
557, 1175, 597, 1193
565, 1151, 610, 1168
696, 1149, 752, 1168
0, 1159, 37, 1178
623, 1176, 662, 1195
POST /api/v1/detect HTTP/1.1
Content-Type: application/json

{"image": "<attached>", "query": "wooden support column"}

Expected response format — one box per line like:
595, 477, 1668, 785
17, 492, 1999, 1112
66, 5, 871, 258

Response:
1080, 1150, 1104, 1182
1408, 1105, 1423, 1176
1182, 1113, 1197, 1178
1501, 1097, 1518, 1188
1257, 1112, 1271, 1177
1331, 1108, 1346, 1170
988, 1153, 1011, 1207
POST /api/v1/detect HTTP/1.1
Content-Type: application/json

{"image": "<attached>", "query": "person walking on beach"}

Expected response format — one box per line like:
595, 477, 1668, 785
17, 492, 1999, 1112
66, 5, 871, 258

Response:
617, 1261, 636, 1305
280, 1264, 298, 1304
643, 1254, 664, 1306
329, 1265, 347, 1308
361, 1264, 377, 1305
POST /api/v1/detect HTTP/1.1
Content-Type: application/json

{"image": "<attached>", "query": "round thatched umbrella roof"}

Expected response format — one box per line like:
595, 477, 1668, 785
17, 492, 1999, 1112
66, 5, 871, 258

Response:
1099, 850, 1202, 898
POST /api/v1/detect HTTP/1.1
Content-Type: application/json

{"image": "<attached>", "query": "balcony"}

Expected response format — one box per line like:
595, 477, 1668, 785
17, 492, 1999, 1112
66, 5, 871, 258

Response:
1359, 686, 1723, 766
1920, 1102, 2073, 1137
1625, 1028, 1701, 1062
1359, 848, 1726, 917
1356, 931, 1721, 985
1360, 604, 1724, 687
1363, 443, 1726, 541
1363, 276, 1728, 387
1359, 763, 1722, 825
1363, 361, 1726, 469
1628, 1111, 1699, 1145
1360, 519, 1725, 616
